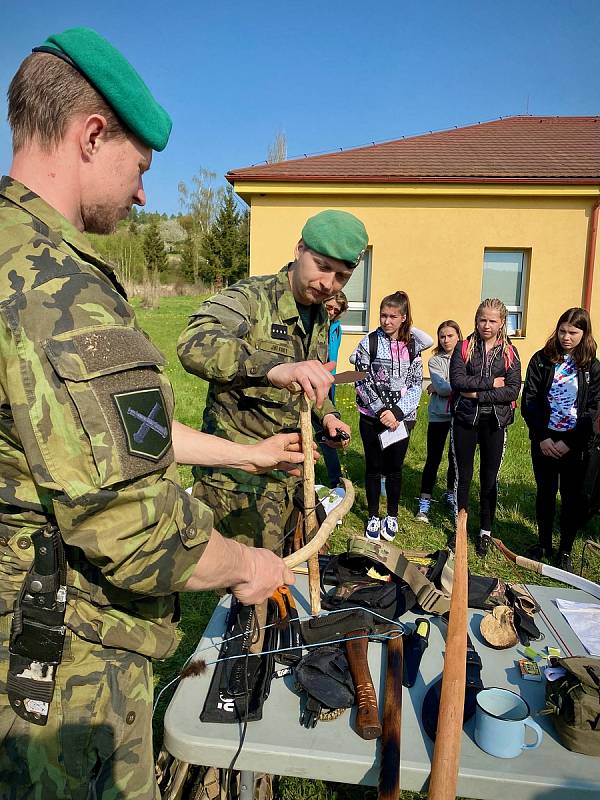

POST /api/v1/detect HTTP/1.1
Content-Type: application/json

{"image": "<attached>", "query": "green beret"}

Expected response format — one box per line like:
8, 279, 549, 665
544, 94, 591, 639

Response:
301, 210, 368, 267
33, 27, 171, 151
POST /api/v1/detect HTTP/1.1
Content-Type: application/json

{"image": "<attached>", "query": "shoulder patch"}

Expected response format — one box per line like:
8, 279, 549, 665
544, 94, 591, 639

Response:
113, 388, 171, 461
194, 293, 249, 321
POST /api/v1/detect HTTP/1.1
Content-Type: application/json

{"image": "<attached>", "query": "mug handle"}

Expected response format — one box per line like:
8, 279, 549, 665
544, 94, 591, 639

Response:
522, 717, 543, 751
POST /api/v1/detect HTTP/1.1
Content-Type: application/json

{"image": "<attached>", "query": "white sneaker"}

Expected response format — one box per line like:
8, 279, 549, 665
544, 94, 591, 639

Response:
365, 516, 381, 540
381, 515, 398, 541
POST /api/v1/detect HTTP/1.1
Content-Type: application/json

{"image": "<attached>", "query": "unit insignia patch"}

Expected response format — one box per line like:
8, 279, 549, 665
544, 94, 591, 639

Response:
113, 388, 171, 460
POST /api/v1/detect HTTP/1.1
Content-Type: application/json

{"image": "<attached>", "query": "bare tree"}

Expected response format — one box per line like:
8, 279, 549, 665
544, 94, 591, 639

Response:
266, 130, 287, 163
178, 168, 225, 238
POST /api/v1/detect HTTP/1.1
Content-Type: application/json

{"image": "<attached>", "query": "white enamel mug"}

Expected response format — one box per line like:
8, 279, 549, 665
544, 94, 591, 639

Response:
474, 687, 543, 758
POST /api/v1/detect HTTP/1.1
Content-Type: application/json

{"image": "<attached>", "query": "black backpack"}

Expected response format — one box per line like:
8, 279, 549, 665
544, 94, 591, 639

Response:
368, 330, 417, 364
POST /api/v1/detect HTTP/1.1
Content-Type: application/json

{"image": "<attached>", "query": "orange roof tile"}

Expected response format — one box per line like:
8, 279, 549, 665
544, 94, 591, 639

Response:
227, 116, 600, 185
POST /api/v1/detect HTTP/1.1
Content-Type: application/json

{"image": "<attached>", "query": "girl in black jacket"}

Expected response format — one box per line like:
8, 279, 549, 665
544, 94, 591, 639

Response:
521, 307, 600, 572
450, 298, 521, 556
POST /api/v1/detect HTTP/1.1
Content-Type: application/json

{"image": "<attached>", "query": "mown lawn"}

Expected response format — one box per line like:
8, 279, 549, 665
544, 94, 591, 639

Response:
134, 296, 599, 800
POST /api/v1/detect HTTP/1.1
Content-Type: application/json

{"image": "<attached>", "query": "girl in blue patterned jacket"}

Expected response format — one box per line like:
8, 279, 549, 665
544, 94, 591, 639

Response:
354, 291, 432, 541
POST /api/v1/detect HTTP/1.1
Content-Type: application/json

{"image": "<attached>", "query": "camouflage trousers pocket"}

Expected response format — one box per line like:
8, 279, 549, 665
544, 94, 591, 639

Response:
0, 633, 159, 800
192, 482, 293, 554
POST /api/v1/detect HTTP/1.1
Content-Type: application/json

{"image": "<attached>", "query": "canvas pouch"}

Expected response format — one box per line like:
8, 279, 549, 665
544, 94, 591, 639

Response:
543, 656, 600, 756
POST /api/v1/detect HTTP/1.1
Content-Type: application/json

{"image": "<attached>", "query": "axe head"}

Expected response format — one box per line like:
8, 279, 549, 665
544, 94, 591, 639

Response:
300, 608, 397, 646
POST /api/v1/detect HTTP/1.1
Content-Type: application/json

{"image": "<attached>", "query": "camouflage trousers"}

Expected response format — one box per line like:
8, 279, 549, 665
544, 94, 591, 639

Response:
192, 482, 295, 554
0, 620, 159, 800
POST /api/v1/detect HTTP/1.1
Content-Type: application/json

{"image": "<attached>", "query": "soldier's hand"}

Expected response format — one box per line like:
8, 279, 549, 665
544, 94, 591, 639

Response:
267, 360, 335, 408
185, 531, 294, 602
230, 547, 295, 606
322, 415, 351, 448
246, 433, 319, 476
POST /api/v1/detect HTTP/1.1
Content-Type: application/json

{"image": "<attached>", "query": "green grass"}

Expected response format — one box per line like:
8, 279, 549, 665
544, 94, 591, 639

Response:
134, 296, 599, 799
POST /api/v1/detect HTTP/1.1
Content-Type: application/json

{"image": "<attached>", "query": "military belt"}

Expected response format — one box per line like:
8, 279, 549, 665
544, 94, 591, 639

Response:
346, 536, 450, 615
8, 522, 67, 726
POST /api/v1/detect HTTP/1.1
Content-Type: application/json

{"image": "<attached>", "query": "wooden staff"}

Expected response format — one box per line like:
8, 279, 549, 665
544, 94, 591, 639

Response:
379, 631, 404, 800
299, 392, 321, 615
428, 510, 468, 800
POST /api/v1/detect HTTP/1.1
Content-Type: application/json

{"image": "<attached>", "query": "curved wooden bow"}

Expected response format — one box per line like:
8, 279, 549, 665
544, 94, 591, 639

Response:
283, 477, 354, 570
492, 537, 600, 599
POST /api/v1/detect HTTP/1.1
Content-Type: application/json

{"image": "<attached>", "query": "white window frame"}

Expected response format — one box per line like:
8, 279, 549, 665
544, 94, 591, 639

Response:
341, 247, 371, 334
481, 248, 529, 336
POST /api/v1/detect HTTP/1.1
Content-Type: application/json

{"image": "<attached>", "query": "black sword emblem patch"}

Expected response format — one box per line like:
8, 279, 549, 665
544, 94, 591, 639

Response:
113, 388, 171, 460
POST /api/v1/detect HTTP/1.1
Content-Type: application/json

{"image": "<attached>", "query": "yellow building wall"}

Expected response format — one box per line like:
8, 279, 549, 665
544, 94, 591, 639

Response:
242, 191, 599, 375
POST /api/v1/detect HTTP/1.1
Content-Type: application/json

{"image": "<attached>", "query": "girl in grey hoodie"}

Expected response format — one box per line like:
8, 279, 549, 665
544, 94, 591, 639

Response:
416, 320, 462, 523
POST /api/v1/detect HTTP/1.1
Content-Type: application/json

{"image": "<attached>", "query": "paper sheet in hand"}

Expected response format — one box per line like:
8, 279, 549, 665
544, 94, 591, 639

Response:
555, 598, 600, 655
378, 422, 408, 449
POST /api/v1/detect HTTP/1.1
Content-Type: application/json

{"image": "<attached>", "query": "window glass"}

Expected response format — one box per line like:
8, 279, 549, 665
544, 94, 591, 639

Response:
482, 251, 524, 306
341, 249, 371, 332
343, 308, 367, 328
482, 249, 528, 336
506, 313, 520, 337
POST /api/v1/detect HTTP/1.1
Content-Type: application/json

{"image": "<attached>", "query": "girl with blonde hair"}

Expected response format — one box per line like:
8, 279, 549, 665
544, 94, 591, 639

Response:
449, 298, 521, 555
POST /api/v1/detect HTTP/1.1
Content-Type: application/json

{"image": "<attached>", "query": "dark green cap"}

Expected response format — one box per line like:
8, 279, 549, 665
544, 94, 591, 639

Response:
33, 27, 172, 151
301, 210, 368, 267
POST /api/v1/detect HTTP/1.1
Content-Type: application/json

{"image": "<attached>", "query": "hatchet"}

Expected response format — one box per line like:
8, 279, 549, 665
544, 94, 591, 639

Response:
301, 608, 399, 740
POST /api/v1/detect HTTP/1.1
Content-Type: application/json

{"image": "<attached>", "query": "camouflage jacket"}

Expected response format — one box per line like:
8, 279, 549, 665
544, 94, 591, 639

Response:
0, 177, 213, 659
177, 267, 338, 496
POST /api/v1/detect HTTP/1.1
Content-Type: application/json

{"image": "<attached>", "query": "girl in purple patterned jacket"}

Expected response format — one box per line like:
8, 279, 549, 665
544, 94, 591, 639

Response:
354, 291, 432, 541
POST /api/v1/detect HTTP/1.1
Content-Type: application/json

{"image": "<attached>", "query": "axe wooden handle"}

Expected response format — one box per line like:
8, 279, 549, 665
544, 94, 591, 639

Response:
346, 629, 382, 740
379, 633, 404, 800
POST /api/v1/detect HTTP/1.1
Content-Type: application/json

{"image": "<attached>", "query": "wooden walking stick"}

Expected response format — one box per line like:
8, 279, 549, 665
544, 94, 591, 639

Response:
299, 392, 321, 616
427, 510, 468, 800
379, 631, 404, 800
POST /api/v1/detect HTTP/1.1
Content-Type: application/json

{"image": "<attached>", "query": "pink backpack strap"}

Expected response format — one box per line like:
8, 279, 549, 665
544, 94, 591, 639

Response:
504, 344, 515, 370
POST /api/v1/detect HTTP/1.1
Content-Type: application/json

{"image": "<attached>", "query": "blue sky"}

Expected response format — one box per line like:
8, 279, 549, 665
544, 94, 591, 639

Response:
1, 1, 598, 215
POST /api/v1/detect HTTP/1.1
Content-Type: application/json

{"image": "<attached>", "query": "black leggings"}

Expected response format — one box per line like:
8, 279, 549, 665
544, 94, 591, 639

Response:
451, 415, 506, 531
359, 414, 411, 517
420, 420, 455, 495
530, 438, 585, 554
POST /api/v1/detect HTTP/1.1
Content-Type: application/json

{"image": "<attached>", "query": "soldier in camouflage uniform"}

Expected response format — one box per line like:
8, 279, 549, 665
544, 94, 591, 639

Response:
0, 27, 296, 800
178, 209, 368, 552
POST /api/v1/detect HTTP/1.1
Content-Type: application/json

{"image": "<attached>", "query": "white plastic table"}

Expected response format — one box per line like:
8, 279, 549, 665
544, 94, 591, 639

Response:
163, 581, 599, 799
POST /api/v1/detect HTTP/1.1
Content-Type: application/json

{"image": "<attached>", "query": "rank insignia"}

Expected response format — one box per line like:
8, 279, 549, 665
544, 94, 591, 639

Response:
113, 388, 171, 460
271, 324, 288, 341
